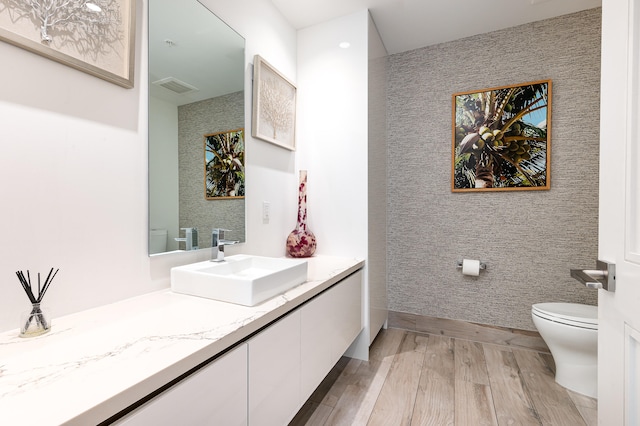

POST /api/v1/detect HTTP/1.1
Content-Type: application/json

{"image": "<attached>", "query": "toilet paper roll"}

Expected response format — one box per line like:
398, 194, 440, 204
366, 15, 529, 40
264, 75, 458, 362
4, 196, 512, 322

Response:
462, 259, 480, 276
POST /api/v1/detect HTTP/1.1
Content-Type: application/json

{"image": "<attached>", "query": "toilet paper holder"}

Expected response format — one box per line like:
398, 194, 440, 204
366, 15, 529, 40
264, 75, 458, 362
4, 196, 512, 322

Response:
456, 260, 487, 270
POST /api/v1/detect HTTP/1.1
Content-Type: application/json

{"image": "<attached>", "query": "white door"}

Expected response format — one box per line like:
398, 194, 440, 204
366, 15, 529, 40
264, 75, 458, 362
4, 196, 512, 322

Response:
599, 0, 640, 424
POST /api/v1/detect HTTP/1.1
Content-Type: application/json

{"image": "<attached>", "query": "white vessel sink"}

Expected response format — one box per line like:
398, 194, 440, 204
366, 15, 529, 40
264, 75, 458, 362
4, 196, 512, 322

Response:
170, 254, 308, 306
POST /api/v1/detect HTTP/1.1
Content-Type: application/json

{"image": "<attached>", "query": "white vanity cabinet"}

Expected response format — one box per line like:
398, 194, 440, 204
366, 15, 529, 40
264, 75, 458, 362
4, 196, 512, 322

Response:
112, 267, 363, 426
248, 311, 302, 426
112, 344, 248, 426
0, 256, 365, 426
301, 270, 362, 400
247, 270, 362, 426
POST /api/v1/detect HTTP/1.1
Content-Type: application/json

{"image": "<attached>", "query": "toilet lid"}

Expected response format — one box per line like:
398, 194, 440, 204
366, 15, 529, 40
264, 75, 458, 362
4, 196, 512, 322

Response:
532, 302, 598, 329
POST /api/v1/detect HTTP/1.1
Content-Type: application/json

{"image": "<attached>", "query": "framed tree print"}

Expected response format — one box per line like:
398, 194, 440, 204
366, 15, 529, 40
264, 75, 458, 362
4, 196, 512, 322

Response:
252, 55, 296, 150
0, 0, 135, 88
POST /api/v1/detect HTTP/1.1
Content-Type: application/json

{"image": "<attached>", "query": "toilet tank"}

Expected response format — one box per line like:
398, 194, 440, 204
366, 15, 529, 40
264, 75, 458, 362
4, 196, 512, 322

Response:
150, 229, 168, 254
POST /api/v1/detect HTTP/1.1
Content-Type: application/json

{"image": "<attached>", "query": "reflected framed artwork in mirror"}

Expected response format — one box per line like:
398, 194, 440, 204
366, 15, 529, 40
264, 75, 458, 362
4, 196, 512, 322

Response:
0, 0, 135, 88
205, 129, 245, 199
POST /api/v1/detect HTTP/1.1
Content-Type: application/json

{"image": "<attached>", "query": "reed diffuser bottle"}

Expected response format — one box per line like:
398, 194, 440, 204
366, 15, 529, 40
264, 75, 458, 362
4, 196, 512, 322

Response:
15, 268, 58, 337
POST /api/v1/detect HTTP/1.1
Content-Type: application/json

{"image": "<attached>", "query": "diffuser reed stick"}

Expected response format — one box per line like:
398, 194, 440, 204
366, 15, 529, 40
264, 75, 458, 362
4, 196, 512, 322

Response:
15, 267, 58, 336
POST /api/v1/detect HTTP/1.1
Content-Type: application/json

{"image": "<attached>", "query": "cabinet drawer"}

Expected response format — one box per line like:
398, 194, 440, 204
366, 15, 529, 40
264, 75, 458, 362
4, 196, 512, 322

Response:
301, 270, 363, 400
248, 311, 301, 426
113, 344, 248, 426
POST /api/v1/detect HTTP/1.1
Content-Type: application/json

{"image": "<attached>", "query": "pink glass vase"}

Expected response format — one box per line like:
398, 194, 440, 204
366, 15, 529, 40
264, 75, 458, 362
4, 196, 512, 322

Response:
286, 170, 317, 257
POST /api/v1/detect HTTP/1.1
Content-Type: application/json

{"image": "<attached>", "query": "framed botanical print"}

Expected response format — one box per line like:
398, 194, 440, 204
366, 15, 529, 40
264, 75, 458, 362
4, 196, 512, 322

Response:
204, 129, 245, 199
452, 80, 551, 191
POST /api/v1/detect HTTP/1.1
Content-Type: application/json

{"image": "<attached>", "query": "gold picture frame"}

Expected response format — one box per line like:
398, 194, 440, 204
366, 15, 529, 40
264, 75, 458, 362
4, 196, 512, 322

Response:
0, 0, 135, 88
204, 129, 245, 199
452, 80, 551, 192
252, 54, 296, 150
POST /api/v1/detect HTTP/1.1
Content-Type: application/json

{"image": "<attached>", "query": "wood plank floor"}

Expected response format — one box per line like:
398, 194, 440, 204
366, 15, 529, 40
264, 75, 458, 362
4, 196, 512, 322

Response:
290, 328, 597, 426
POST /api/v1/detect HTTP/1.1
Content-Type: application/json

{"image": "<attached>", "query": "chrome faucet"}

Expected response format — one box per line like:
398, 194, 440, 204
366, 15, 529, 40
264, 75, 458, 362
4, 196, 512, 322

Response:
211, 228, 238, 262
174, 227, 199, 251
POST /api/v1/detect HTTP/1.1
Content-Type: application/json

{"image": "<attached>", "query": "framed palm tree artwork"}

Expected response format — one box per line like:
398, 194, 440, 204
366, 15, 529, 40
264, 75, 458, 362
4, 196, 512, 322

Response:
452, 80, 551, 192
204, 129, 245, 199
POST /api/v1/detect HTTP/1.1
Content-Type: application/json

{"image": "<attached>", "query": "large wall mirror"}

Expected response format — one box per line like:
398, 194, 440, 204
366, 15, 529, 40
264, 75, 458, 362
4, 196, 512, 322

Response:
149, 0, 246, 255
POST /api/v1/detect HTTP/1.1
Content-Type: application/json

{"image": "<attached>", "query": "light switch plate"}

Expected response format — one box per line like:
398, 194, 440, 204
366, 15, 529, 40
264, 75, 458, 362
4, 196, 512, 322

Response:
262, 201, 270, 224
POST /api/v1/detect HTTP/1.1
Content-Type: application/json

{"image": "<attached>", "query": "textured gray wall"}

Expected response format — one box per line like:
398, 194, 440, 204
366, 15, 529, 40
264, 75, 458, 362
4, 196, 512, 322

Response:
178, 91, 245, 248
387, 8, 601, 330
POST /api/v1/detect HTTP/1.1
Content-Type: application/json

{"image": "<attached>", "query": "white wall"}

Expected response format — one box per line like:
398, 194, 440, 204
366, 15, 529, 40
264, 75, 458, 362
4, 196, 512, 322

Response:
297, 10, 371, 358
296, 11, 368, 259
367, 14, 389, 345
0, 0, 297, 332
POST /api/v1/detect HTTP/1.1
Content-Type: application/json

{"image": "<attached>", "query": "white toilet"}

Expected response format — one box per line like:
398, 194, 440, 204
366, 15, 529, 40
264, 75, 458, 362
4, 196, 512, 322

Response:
531, 302, 598, 398
149, 228, 168, 254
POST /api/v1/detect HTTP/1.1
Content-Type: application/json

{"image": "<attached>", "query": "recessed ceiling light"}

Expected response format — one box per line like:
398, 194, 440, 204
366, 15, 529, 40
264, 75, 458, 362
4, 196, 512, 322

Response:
339, 42, 351, 49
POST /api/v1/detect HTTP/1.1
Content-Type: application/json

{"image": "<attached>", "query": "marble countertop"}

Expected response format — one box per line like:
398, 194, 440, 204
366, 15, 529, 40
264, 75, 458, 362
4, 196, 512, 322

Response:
0, 255, 364, 426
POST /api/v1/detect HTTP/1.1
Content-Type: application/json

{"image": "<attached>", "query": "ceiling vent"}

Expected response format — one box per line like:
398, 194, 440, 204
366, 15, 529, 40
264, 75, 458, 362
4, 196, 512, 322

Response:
152, 77, 199, 94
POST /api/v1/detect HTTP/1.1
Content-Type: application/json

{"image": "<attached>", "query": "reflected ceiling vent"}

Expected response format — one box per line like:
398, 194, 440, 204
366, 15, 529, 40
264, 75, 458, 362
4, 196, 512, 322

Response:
152, 77, 199, 94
